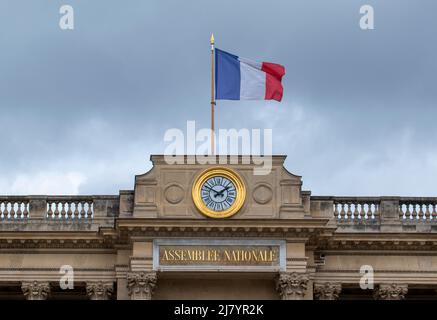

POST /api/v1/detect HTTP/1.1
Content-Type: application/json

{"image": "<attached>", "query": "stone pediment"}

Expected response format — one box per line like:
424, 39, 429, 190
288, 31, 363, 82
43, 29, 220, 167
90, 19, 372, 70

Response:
131, 155, 304, 219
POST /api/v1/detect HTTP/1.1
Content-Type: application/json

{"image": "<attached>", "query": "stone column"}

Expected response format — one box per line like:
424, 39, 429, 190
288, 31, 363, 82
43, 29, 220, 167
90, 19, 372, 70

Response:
126, 272, 157, 300
86, 281, 114, 300
374, 284, 408, 300
275, 272, 309, 300
314, 282, 342, 300
22, 281, 50, 300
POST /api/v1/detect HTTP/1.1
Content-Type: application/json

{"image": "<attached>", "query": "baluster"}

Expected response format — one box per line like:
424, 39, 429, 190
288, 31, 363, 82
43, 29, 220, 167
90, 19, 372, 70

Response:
363, 203, 369, 220
54, 201, 60, 219
16, 202, 23, 220
345, 203, 352, 221
79, 202, 85, 220
417, 204, 421, 220
413, 204, 419, 220
47, 202, 53, 219
66, 202, 73, 220
73, 202, 79, 220
399, 203, 406, 220
334, 203, 340, 219
88, 201, 93, 219
82, 202, 87, 219
356, 203, 362, 220
432, 203, 437, 221
406, 203, 413, 220
23, 202, 29, 219
339, 203, 346, 221
424, 204, 431, 221
373, 203, 379, 220
60, 202, 66, 219
4, 202, 8, 219
10, 202, 15, 220
0, 202, 3, 219
351, 202, 356, 220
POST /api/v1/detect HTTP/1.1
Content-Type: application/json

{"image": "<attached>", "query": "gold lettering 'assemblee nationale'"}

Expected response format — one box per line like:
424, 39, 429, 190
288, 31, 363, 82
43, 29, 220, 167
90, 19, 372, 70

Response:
160, 247, 277, 264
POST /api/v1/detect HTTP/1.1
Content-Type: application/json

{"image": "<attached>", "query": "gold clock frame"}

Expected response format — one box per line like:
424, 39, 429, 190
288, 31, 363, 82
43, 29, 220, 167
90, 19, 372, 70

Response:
192, 167, 246, 218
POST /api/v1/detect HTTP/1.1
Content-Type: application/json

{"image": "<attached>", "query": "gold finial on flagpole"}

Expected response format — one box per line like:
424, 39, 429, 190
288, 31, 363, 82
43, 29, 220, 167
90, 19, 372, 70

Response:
210, 34, 215, 155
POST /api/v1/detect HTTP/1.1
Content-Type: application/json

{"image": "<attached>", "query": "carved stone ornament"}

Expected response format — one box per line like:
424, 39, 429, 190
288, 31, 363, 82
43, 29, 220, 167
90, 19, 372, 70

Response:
252, 184, 273, 205
21, 281, 50, 300
126, 271, 157, 300
86, 281, 114, 300
314, 282, 342, 300
164, 184, 185, 204
374, 284, 408, 300
275, 272, 309, 300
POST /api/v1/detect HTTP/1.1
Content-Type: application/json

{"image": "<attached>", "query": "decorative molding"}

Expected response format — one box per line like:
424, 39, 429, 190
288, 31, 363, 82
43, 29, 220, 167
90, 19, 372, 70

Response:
314, 282, 342, 300
0, 238, 114, 250
126, 271, 157, 300
252, 184, 273, 205
314, 269, 437, 274
374, 284, 408, 300
164, 184, 185, 204
275, 272, 309, 300
21, 281, 50, 300
86, 281, 113, 300
0, 267, 115, 272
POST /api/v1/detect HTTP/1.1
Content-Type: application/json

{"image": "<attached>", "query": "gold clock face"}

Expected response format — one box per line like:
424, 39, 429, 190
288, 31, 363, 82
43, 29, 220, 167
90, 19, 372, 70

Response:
192, 167, 246, 218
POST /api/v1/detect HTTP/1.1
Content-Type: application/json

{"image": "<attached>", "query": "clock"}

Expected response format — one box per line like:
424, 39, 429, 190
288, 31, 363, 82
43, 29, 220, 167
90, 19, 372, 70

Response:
192, 167, 246, 218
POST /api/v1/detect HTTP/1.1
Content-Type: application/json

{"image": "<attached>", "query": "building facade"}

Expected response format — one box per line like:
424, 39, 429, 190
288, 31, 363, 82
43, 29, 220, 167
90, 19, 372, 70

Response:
0, 155, 436, 300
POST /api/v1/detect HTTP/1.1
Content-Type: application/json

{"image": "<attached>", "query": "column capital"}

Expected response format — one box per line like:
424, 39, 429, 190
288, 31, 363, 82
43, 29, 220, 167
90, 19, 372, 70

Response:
127, 271, 157, 300
374, 283, 408, 300
275, 272, 309, 300
314, 282, 342, 300
86, 281, 114, 300
21, 281, 50, 300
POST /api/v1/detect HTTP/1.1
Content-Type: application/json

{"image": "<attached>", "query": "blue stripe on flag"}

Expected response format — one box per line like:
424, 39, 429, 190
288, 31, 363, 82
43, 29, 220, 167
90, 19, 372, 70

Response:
215, 48, 240, 100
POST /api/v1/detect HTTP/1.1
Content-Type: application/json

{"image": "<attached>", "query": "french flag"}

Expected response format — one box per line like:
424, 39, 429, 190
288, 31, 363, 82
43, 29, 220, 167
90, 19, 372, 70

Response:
215, 48, 285, 102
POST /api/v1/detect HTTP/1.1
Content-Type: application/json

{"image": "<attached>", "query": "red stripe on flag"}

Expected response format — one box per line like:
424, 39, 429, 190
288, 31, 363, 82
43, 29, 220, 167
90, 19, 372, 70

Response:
262, 62, 285, 102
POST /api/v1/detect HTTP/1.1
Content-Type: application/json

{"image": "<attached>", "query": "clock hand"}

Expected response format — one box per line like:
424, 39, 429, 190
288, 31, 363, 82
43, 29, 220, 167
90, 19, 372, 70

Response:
203, 184, 221, 197
216, 185, 231, 197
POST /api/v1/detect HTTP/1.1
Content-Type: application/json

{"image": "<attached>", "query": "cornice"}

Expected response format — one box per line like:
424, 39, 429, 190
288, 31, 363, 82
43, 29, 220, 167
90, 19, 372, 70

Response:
0, 238, 115, 249
116, 218, 332, 230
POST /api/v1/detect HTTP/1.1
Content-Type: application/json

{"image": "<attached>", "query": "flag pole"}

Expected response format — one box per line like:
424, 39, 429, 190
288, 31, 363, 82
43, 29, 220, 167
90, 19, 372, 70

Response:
210, 33, 215, 155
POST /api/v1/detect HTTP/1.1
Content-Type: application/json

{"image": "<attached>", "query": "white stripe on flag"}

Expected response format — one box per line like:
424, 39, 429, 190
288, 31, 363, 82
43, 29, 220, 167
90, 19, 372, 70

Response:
239, 57, 262, 70
239, 60, 266, 100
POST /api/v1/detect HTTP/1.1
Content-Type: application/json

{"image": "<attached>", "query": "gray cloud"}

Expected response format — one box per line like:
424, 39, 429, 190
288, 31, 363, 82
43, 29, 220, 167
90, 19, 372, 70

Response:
0, 0, 436, 196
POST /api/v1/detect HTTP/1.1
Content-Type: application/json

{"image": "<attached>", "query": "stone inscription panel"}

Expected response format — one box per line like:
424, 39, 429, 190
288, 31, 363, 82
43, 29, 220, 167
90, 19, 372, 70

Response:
153, 239, 286, 272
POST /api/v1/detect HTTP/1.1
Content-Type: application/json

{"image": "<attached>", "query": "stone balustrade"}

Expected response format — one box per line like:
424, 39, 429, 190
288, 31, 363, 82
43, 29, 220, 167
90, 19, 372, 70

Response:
1, 194, 437, 233
0, 197, 30, 220
0, 195, 119, 222
332, 197, 380, 222
399, 198, 437, 222
46, 197, 94, 220
311, 196, 437, 232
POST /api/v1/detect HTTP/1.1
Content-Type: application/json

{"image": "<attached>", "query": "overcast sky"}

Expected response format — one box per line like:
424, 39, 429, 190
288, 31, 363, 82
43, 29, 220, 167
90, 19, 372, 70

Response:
0, 0, 436, 196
